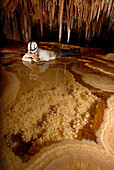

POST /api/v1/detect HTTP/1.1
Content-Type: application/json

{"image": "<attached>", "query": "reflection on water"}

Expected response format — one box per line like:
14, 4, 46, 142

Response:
0, 42, 114, 166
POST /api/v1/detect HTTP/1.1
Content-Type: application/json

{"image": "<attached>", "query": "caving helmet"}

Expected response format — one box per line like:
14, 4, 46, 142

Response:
28, 42, 38, 53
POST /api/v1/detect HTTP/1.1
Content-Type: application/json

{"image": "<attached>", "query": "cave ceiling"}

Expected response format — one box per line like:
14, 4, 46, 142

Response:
0, 0, 114, 43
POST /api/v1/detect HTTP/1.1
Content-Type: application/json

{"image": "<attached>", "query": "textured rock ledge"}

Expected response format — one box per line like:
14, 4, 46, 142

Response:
97, 95, 114, 155
0, 65, 19, 108
0, 138, 114, 170
71, 53, 114, 92
0, 65, 19, 140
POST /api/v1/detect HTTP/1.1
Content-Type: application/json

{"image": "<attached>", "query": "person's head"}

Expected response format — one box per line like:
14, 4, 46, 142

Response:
28, 41, 38, 58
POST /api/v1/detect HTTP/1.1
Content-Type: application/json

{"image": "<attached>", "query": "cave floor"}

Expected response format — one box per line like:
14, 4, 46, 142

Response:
0, 41, 114, 169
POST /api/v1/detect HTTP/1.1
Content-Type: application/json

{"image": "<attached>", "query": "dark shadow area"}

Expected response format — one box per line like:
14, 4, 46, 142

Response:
31, 22, 114, 53
0, 12, 7, 47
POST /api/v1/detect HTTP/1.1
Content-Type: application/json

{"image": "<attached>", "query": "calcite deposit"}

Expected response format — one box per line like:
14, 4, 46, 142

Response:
0, 42, 114, 169
98, 95, 114, 154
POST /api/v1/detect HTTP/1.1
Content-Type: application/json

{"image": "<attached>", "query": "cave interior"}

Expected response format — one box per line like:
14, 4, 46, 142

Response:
0, 0, 114, 51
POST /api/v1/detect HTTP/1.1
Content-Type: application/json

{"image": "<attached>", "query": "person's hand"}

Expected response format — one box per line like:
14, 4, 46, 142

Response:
36, 60, 40, 63
35, 59, 40, 63
32, 57, 39, 62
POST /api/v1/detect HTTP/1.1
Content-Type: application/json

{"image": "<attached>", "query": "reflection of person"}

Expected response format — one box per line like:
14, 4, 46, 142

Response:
22, 42, 80, 63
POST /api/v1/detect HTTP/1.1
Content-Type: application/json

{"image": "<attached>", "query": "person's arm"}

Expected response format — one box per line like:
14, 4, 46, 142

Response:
22, 53, 33, 62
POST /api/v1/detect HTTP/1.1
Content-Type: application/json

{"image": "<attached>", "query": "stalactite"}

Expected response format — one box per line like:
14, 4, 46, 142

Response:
0, 0, 113, 43
22, 1, 28, 42
74, 1, 77, 21
27, 0, 32, 41
98, 17, 103, 36
92, 20, 97, 37
43, 1, 47, 22
90, 4, 94, 23
48, 0, 56, 31
39, 0, 43, 36
93, 7, 97, 20
24, 15, 28, 42
52, 0, 56, 21
107, 0, 113, 17
70, 0, 74, 29
50, 8, 52, 31
58, 0, 65, 42
97, 6, 101, 21
66, 1, 70, 43
67, 27, 71, 43
101, 0, 104, 9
